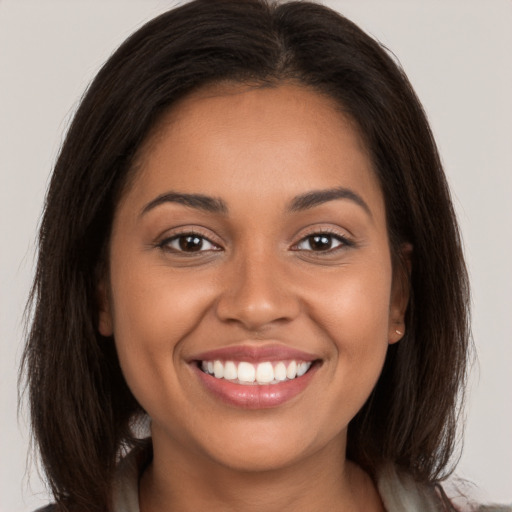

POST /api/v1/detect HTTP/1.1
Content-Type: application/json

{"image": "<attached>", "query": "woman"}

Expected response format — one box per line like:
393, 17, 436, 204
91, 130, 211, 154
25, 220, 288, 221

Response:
21, 0, 503, 511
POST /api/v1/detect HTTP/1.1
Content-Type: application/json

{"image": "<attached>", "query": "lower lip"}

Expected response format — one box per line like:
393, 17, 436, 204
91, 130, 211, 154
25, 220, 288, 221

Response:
193, 364, 319, 409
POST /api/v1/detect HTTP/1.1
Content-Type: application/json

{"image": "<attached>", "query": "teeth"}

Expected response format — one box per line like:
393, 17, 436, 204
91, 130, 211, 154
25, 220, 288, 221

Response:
274, 362, 287, 381
256, 362, 274, 383
223, 361, 237, 380
238, 362, 256, 383
286, 360, 297, 379
213, 360, 224, 379
200, 360, 313, 385
297, 362, 309, 377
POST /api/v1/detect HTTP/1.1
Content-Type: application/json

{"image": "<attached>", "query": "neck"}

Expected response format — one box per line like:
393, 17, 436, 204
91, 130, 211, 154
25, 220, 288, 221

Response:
139, 434, 384, 512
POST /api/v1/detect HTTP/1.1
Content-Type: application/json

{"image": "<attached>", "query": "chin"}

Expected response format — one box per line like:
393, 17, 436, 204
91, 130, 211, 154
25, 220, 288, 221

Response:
208, 441, 314, 473
191, 419, 345, 474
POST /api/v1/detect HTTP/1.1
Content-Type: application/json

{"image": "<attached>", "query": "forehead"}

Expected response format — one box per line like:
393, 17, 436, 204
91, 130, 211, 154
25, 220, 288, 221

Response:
122, 82, 383, 219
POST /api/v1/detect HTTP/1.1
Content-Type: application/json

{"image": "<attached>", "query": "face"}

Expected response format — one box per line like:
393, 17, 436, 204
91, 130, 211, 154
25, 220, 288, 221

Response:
99, 83, 408, 473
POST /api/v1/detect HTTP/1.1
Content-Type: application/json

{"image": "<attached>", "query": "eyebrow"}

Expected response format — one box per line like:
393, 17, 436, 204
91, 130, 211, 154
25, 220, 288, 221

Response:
287, 187, 372, 217
141, 192, 228, 216
140, 186, 371, 217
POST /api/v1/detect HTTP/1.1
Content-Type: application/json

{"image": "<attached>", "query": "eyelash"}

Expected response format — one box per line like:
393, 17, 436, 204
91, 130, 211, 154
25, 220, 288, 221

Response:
157, 230, 221, 254
291, 230, 354, 254
157, 229, 354, 255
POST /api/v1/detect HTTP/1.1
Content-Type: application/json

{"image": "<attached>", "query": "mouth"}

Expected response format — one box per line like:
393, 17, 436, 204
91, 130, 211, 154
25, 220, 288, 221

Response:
190, 345, 321, 409
198, 359, 314, 385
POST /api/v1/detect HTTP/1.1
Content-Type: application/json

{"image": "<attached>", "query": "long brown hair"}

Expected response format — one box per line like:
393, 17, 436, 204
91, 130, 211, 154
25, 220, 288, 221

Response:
22, 1, 471, 510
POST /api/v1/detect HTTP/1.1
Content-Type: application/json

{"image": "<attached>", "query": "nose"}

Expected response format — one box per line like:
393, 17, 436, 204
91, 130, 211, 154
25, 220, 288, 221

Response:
215, 249, 301, 331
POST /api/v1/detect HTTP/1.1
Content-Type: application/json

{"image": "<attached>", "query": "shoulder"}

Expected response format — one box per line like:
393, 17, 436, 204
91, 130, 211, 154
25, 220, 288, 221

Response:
376, 465, 512, 512
111, 443, 151, 512
477, 508, 512, 512
32, 443, 150, 512
376, 464, 443, 511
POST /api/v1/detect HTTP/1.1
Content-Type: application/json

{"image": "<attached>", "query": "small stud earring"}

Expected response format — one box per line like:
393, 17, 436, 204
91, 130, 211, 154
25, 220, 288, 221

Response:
395, 329, 403, 335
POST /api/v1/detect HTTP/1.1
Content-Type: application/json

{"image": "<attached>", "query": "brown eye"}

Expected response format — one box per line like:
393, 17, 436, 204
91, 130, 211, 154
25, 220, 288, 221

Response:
295, 233, 346, 252
179, 235, 204, 252
160, 234, 220, 253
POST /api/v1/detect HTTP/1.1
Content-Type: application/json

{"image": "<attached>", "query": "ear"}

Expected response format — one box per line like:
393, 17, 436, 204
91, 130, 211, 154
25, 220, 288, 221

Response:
97, 278, 113, 337
388, 243, 412, 344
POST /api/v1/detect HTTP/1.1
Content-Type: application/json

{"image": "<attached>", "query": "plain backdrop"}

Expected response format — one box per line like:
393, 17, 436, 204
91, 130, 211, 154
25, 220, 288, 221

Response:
1, 1, 511, 511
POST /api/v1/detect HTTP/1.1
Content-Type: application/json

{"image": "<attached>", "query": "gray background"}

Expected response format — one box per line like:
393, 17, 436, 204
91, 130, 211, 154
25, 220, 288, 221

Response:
1, 1, 511, 510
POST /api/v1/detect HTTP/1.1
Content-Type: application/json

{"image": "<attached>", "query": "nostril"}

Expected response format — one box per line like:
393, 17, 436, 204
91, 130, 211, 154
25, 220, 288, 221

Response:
215, 293, 301, 331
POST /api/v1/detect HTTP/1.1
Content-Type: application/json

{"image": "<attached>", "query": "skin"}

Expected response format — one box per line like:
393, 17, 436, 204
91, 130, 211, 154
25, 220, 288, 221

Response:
99, 83, 409, 512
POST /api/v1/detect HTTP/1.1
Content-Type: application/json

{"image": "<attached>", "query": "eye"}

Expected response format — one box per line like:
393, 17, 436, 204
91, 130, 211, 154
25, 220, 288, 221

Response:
159, 233, 220, 253
294, 233, 348, 252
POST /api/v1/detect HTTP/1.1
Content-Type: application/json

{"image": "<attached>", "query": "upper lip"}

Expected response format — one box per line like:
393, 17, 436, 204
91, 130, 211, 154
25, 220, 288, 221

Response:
190, 343, 319, 363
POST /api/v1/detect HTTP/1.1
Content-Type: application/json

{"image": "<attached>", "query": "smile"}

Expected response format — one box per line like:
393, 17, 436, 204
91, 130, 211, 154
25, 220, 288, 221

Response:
200, 360, 313, 385
191, 344, 320, 408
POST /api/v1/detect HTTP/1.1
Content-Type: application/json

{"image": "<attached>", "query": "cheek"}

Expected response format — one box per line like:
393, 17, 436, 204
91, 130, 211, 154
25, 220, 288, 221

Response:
309, 261, 393, 342
111, 255, 215, 338
108, 259, 216, 406
306, 258, 392, 404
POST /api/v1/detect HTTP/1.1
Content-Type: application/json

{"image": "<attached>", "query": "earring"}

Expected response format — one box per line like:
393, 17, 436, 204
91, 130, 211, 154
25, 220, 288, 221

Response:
395, 329, 403, 336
